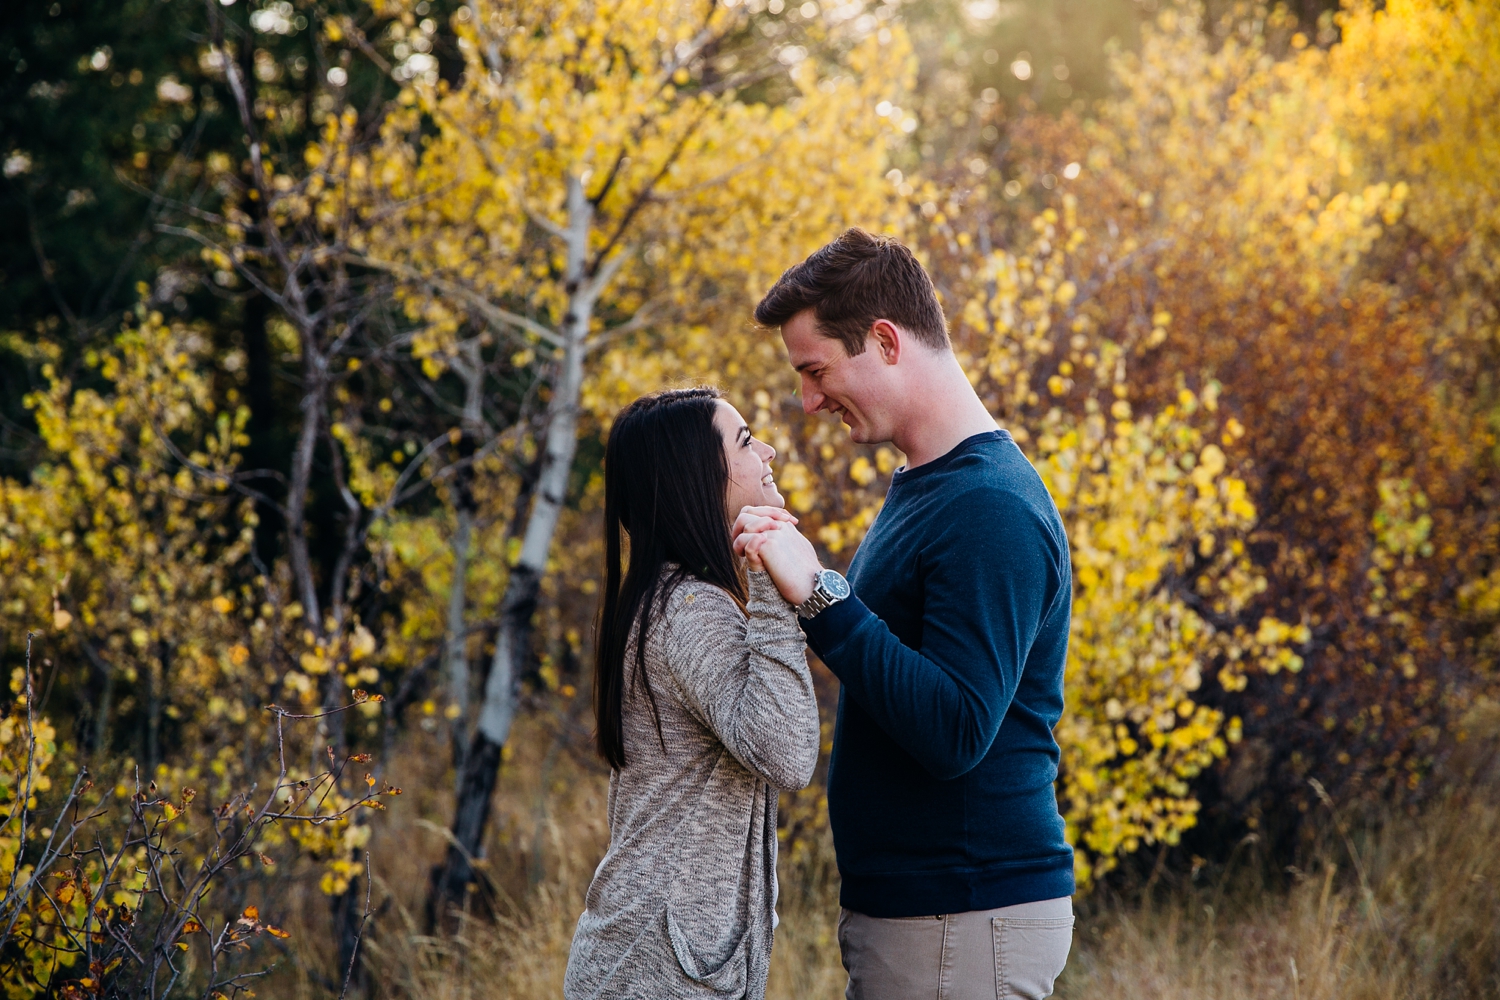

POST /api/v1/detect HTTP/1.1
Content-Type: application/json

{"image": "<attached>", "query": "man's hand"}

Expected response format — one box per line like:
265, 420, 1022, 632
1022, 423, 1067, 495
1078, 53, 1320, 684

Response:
733, 516, 822, 606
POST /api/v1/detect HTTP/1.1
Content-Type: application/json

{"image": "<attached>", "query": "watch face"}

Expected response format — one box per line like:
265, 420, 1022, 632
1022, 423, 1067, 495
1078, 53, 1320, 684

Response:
819, 569, 851, 600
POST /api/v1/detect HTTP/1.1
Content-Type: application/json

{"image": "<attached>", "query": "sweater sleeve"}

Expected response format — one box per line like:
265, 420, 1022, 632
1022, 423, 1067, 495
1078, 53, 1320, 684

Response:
663, 571, 821, 791
803, 488, 1063, 781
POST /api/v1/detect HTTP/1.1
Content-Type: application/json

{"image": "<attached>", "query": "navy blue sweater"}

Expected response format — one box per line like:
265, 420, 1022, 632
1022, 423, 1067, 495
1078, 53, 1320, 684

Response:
803, 430, 1075, 918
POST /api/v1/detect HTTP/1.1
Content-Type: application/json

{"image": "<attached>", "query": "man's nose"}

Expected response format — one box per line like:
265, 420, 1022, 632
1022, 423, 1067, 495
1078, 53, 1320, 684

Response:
800, 378, 823, 414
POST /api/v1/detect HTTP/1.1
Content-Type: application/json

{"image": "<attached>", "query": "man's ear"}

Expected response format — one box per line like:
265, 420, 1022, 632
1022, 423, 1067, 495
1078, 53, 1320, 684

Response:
870, 319, 902, 365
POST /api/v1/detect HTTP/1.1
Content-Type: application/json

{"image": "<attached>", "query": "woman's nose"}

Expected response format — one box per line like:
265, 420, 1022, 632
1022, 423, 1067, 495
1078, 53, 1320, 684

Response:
754, 439, 776, 463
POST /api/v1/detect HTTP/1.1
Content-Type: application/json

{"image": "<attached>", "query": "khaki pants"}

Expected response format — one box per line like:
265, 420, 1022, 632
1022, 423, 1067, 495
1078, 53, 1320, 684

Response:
838, 897, 1074, 1000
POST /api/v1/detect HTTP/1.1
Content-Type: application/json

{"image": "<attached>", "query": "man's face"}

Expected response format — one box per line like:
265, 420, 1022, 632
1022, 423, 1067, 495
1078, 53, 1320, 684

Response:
781, 309, 895, 444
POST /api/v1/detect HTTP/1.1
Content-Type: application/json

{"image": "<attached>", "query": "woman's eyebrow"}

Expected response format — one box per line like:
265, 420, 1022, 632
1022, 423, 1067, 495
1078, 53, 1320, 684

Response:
738, 425, 751, 444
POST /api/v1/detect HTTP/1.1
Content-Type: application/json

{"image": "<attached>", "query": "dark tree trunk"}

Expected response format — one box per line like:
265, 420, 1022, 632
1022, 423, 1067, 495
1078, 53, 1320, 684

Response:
427, 563, 541, 925
445, 429, 478, 777
77, 641, 114, 753
332, 851, 367, 996
240, 290, 282, 568
427, 733, 504, 923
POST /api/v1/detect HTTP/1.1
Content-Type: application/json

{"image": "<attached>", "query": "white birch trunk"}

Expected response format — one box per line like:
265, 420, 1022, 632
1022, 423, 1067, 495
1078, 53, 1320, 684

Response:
476, 174, 596, 746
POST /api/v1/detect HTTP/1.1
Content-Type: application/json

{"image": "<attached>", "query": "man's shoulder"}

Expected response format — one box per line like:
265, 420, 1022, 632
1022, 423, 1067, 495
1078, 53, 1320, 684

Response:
930, 442, 1055, 515
919, 445, 1069, 560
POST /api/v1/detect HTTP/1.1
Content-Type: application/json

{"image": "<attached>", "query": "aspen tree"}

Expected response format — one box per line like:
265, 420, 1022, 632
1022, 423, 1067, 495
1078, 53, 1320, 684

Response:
342, 0, 907, 910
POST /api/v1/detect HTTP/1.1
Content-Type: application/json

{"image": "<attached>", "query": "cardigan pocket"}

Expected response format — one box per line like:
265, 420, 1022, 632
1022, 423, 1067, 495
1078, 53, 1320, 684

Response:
665, 906, 749, 996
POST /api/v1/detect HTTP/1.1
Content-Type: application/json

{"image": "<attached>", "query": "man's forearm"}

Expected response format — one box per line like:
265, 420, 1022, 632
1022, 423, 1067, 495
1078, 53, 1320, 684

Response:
804, 595, 1013, 781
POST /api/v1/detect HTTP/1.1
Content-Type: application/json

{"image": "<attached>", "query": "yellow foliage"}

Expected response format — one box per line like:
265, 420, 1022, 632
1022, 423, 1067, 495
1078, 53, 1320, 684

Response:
0, 315, 255, 764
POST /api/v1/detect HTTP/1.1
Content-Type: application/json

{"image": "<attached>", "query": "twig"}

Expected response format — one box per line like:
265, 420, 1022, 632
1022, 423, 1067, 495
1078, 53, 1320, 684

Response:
337, 851, 374, 1000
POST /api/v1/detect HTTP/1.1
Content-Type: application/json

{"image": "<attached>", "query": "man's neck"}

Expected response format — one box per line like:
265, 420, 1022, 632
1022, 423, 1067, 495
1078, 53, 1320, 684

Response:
891, 357, 999, 470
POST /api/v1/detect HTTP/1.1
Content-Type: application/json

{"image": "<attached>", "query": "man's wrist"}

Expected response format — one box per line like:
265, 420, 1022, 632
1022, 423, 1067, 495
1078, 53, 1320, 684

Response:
785, 571, 816, 606
796, 567, 851, 619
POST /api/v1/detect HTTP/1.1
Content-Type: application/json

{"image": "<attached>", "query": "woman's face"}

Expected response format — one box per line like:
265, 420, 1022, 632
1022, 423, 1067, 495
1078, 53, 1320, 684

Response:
713, 400, 783, 515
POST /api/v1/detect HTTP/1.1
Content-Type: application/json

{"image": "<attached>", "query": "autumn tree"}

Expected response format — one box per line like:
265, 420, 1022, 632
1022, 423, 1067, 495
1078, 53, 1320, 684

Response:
338, 0, 907, 911
875, 0, 1500, 859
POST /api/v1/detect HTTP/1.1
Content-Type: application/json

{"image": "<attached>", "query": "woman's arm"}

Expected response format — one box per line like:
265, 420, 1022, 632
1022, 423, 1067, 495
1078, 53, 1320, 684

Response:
663, 572, 821, 791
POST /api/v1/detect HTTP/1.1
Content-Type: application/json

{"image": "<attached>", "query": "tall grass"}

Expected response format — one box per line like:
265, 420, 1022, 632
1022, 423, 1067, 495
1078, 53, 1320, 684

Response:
263, 703, 1500, 1000
1061, 790, 1500, 999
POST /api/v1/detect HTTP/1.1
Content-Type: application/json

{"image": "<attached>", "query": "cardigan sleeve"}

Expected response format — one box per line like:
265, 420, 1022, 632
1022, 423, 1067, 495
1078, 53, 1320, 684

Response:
663, 571, 821, 791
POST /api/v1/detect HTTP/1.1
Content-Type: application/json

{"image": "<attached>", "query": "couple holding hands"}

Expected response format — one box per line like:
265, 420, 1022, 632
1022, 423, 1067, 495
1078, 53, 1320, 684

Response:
563, 229, 1076, 1000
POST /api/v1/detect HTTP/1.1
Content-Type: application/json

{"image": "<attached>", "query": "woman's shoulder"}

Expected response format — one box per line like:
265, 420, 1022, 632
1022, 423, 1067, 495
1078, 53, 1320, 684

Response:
655, 568, 744, 624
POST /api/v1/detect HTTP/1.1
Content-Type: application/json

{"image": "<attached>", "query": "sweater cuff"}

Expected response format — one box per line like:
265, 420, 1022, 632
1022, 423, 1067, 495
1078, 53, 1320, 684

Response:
745, 569, 797, 618
799, 591, 872, 672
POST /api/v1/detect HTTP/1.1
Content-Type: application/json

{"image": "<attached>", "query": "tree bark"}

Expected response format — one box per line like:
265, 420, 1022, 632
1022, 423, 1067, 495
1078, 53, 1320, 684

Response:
78, 640, 114, 753
444, 340, 486, 776
445, 506, 475, 772
429, 175, 604, 920
331, 852, 367, 996
240, 291, 282, 568
286, 347, 327, 631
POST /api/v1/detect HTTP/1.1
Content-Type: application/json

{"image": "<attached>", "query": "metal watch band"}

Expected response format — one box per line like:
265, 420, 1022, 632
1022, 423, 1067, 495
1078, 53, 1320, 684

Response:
796, 569, 849, 620
797, 589, 832, 619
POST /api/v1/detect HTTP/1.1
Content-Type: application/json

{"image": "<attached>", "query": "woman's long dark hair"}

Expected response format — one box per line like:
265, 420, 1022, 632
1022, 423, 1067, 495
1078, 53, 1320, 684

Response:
594, 387, 746, 770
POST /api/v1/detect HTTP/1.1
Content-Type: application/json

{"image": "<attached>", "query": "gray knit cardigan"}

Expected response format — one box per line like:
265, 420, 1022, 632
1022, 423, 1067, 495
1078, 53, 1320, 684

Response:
563, 570, 821, 1000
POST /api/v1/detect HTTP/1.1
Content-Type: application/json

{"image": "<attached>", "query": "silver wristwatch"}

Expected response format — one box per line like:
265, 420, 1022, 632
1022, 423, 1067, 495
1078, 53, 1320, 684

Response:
796, 568, 851, 620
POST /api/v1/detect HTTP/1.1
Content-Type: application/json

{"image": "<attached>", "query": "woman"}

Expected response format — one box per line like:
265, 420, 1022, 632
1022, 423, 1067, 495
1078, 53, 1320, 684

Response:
563, 387, 821, 1000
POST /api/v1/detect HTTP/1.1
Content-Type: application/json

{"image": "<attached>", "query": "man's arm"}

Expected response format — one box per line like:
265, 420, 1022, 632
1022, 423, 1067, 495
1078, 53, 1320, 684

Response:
748, 492, 1061, 780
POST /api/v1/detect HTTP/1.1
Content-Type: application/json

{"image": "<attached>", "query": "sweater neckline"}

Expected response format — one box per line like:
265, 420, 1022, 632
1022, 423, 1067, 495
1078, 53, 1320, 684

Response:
890, 429, 1011, 487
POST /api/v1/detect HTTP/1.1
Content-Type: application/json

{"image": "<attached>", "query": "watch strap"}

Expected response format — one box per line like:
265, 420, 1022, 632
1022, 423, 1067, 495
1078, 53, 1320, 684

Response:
796, 570, 846, 619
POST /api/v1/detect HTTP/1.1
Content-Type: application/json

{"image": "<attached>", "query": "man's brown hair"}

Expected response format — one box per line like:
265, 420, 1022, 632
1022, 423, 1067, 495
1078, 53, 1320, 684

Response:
753, 227, 950, 355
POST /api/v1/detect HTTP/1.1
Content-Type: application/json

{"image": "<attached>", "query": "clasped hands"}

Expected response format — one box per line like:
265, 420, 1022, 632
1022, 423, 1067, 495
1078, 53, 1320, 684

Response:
732, 506, 824, 607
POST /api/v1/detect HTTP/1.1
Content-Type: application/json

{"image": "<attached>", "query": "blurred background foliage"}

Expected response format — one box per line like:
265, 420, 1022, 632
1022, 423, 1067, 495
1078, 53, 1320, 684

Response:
2, 0, 1499, 995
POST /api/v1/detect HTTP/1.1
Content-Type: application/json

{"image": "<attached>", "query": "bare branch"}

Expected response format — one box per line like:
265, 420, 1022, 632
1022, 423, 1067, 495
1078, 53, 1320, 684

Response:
585, 298, 661, 353
346, 253, 565, 348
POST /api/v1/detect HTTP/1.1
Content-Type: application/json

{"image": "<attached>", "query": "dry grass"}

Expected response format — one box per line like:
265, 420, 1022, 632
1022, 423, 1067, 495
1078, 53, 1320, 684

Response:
1060, 791, 1500, 1000
258, 704, 1500, 1000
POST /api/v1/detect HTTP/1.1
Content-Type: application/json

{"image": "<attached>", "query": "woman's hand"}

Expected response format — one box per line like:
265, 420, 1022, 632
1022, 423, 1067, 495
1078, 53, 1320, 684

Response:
732, 505, 798, 572
733, 516, 822, 606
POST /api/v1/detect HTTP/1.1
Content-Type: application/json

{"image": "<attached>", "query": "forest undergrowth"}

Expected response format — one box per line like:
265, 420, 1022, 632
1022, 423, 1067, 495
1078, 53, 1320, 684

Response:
256, 700, 1500, 1000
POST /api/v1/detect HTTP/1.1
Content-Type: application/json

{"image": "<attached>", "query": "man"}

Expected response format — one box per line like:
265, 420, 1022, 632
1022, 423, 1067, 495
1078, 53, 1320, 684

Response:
734, 228, 1075, 1000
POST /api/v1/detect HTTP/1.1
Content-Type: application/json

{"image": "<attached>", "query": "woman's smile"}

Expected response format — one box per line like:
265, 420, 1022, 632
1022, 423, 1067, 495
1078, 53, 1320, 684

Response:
716, 400, 784, 512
